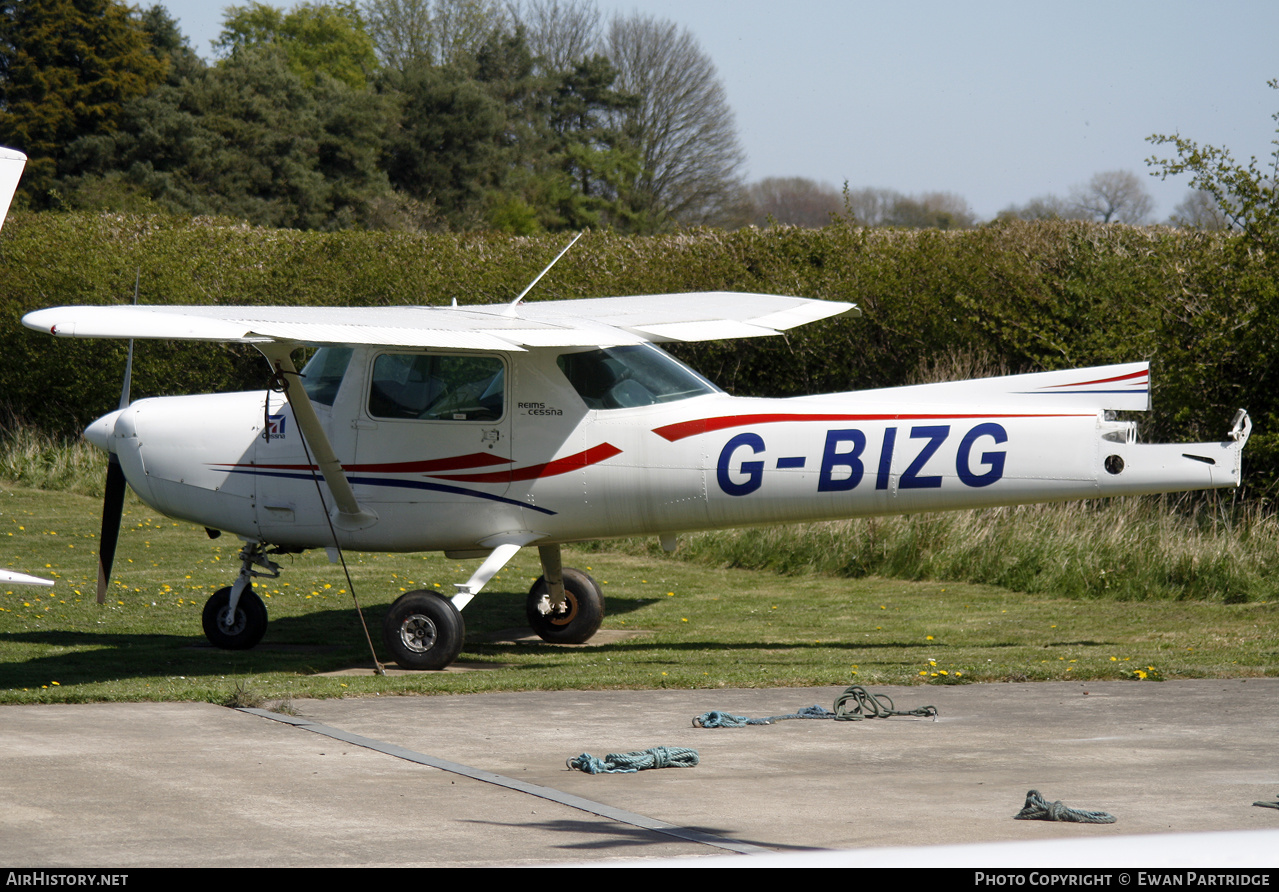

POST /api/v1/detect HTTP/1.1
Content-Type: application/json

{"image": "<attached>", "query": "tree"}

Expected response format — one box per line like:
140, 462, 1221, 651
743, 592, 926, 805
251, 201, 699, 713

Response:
138, 3, 204, 83
748, 177, 842, 228
1069, 170, 1153, 224
381, 61, 510, 228
839, 187, 975, 229
60, 43, 394, 228
604, 13, 744, 228
363, 0, 506, 71
216, 1, 378, 90
1145, 79, 1279, 487
841, 187, 897, 227
996, 194, 1089, 222
534, 52, 644, 230
1147, 79, 1279, 247
0, 0, 167, 202
516, 0, 599, 75
887, 191, 975, 229
1168, 189, 1230, 231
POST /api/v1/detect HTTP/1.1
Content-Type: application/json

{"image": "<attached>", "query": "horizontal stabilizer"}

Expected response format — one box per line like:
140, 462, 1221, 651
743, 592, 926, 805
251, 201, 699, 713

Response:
812, 362, 1152, 412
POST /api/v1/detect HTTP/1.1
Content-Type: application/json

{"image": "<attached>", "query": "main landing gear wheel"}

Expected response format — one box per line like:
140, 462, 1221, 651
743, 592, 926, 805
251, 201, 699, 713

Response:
202, 586, 268, 650
382, 590, 466, 670
527, 568, 604, 644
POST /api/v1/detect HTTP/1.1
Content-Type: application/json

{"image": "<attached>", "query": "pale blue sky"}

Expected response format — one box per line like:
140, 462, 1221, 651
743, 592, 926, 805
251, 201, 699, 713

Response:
157, 0, 1279, 220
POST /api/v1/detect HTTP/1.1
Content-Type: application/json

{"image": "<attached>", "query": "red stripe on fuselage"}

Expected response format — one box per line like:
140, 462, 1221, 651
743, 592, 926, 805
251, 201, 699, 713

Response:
1041, 369, 1148, 389
431, 443, 623, 482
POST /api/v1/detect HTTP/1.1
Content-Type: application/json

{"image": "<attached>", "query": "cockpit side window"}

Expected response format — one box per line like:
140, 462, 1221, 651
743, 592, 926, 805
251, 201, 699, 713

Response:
557, 344, 720, 410
368, 352, 504, 421
299, 346, 353, 406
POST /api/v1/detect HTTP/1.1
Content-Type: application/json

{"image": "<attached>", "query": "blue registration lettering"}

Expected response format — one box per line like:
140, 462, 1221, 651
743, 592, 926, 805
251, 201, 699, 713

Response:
956, 422, 1007, 487
818, 429, 867, 492
899, 426, 949, 489
875, 427, 897, 490
717, 433, 765, 496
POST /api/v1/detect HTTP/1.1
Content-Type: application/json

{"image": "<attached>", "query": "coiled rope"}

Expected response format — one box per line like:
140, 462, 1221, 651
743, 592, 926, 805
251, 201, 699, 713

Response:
567, 746, 700, 774
693, 684, 938, 727
1014, 789, 1116, 823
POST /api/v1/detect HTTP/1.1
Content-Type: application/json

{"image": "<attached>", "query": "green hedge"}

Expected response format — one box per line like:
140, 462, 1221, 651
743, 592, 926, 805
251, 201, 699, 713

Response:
3, 212, 1275, 496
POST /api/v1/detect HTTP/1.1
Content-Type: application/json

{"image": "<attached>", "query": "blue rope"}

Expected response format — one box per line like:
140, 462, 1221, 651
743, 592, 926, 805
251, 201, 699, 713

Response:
1014, 789, 1116, 824
694, 685, 937, 728
694, 705, 835, 727
567, 746, 700, 774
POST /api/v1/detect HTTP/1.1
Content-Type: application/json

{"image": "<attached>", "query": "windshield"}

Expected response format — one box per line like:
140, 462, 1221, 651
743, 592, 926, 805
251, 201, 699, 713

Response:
557, 344, 720, 410
299, 347, 353, 406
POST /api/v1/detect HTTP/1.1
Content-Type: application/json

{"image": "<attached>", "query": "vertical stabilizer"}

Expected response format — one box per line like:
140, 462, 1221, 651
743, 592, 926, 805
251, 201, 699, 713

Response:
0, 147, 28, 230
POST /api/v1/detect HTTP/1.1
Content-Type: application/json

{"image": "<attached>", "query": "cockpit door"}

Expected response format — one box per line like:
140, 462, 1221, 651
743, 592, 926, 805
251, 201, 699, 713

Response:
352, 350, 513, 500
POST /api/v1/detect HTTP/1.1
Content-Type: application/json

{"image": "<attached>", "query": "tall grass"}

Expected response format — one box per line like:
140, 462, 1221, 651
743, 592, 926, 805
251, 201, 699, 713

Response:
0, 422, 103, 496
616, 496, 1278, 603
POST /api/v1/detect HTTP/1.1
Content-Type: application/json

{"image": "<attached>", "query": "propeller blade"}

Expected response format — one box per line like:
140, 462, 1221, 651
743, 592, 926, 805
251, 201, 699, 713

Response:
96, 452, 127, 604
97, 271, 139, 604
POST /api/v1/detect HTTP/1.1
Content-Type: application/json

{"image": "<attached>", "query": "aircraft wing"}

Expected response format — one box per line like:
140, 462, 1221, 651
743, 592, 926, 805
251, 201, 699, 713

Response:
22, 293, 859, 351
0, 146, 26, 230
1, 569, 54, 587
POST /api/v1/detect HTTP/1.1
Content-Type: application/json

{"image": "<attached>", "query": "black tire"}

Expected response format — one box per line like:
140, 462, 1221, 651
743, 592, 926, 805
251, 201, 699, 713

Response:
202, 586, 268, 650
382, 590, 465, 670
526, 568, 604, 644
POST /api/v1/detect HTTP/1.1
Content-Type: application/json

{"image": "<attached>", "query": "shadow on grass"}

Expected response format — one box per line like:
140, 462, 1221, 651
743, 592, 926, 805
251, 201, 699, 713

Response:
2, 589, 1097, 690
0, 592, 663, 688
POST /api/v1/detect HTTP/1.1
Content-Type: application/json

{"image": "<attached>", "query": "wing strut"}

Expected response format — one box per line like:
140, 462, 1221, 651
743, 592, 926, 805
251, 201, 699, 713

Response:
256, 343, 377, 530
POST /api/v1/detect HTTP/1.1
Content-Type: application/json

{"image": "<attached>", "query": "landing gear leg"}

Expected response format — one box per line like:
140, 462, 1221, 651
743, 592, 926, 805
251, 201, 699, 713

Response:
201, 541, 280, 650
527, 544, 604, 644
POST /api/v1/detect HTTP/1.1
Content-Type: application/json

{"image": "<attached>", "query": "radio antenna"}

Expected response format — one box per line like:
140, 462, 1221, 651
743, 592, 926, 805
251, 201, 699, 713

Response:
508, 230, 583, 310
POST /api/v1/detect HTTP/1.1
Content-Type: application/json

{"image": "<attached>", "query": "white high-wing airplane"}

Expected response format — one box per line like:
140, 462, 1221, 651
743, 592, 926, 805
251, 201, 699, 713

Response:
8, 151, 1253, 670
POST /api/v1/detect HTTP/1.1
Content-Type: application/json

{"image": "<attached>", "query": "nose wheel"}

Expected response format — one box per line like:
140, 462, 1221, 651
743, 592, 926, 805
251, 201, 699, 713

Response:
200, 542, 282, 651
202, 586, 268, 650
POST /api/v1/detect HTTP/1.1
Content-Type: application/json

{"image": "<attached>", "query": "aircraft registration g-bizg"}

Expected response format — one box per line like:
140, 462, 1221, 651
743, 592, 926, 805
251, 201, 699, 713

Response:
9, 151, 1252, 671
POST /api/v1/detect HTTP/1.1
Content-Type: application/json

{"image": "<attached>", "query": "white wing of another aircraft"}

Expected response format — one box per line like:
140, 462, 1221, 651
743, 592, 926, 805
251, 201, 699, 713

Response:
1, 569, 54, 587
22, 293, 861, 351
0, 147, 26, 228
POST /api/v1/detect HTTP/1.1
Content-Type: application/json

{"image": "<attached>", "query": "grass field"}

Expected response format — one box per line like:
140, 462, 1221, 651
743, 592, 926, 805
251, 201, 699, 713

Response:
2, 483, 1274, 705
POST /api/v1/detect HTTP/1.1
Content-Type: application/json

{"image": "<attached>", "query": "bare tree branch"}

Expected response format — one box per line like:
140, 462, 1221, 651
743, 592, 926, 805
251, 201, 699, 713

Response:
515, 0, 599, 74
605, 12, 744, 227
1069, 170, 1153, 224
